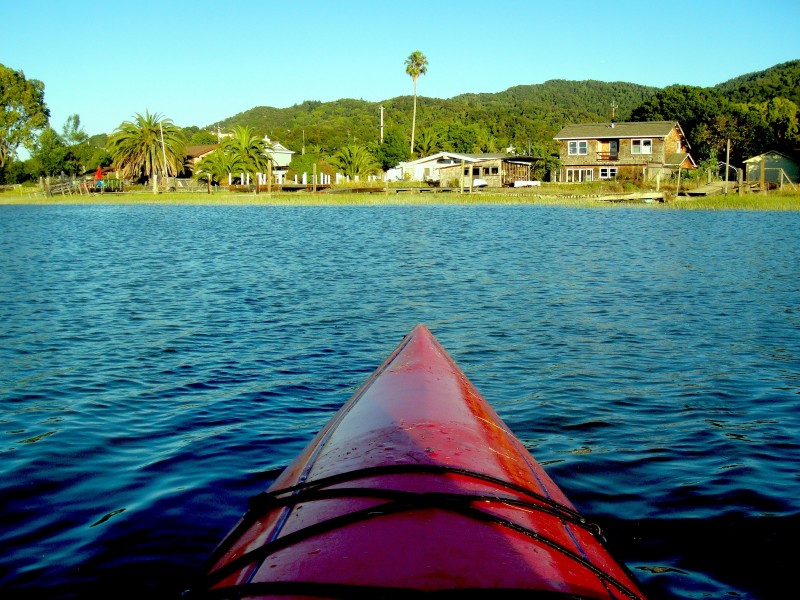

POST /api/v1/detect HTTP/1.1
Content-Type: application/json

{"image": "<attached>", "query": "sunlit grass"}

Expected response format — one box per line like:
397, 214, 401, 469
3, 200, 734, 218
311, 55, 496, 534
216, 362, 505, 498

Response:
662, 192, 800, 211
2, 185, 799, 210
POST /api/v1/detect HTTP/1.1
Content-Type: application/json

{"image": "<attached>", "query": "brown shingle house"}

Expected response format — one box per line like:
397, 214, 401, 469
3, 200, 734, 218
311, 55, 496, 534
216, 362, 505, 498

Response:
553, 121, 695, 182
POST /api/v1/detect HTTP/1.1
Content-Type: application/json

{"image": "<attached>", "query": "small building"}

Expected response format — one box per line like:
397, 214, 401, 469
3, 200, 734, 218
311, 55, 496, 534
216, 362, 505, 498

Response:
387, 151, 507, 183
553, 120, 695, 182
437, 156, 543, 188
263, 137, 295, 170
743, 151, 799, 185
185, 144, 219, 167
185, 138, 295, 183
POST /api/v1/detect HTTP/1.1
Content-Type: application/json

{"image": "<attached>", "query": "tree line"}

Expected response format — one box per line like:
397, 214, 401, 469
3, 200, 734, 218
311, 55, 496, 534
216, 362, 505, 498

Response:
2, 59, 799, 186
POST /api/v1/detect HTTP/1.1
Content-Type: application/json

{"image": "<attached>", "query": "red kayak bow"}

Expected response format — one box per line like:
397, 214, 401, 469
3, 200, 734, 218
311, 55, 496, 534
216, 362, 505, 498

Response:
193, 324, 646, 599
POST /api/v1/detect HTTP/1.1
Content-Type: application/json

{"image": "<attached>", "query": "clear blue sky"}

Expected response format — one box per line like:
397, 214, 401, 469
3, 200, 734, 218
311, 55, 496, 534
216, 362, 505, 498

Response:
2, 0, 799, 139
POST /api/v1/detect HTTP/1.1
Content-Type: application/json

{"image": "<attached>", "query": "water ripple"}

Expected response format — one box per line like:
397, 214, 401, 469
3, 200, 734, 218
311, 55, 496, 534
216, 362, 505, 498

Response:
1, 204, 799, 599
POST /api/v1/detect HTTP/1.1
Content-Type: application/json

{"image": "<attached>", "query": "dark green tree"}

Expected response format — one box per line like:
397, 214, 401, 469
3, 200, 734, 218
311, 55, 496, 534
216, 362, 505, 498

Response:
371, 129, 410, 170
29, 127, 76, 178
61, 114, 88, 146
0, 64, 50, 167
189, 130, 218, 145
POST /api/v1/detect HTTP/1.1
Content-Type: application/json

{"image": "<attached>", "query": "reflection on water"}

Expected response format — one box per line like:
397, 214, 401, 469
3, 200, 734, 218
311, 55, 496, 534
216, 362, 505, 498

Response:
1, 204, 799, 599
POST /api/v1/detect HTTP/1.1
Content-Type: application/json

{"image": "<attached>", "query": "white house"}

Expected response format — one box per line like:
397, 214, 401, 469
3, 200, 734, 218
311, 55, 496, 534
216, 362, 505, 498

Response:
263, 137, 295, 169
386, 151, 507, 183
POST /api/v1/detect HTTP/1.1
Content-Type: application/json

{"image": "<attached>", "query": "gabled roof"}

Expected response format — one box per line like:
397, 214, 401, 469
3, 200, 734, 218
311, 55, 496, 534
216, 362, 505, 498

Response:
665, 153, 696, 168
186, 144, 219, 158
443, 156, 543, 167
268, 142, 295, 154
742, 150, 799, 164
401, 151, 505, 167
554, 121, 681, 140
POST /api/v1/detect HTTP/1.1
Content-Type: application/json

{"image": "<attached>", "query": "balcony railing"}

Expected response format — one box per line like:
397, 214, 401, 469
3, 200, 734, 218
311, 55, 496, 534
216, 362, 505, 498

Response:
596, 152, 619, 161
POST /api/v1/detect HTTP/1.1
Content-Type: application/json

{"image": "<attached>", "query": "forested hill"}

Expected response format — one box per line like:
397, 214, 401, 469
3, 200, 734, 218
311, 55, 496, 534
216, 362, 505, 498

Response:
213, 60, 799, 165
216, 79, 657, 158
714, 60, 800, 106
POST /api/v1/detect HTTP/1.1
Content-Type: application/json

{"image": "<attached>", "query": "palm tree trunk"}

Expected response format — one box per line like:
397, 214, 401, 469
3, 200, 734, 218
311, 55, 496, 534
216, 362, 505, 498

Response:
410, 78, 418, 155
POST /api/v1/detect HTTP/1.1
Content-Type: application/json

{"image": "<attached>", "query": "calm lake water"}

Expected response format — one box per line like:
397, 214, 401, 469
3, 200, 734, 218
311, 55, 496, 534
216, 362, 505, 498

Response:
1, 204, 798, 599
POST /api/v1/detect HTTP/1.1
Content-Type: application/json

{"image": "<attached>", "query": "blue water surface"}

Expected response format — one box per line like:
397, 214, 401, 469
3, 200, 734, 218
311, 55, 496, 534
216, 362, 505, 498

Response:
1, 204, 799, 599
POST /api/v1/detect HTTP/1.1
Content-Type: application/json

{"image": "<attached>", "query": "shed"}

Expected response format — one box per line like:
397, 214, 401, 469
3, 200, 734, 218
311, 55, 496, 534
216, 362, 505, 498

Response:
743, 151, 799, 185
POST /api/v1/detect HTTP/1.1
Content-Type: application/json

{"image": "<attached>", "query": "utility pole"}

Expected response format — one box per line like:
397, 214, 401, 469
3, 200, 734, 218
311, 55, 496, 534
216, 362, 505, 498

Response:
380, 105, 385, 144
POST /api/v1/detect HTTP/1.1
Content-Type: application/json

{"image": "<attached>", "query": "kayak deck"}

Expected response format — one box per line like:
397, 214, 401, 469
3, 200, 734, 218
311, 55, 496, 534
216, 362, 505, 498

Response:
192, 324, 646, 599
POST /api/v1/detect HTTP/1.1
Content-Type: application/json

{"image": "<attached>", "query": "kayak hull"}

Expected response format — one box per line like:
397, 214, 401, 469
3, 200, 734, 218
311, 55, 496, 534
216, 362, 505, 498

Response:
195, 325, 646, 599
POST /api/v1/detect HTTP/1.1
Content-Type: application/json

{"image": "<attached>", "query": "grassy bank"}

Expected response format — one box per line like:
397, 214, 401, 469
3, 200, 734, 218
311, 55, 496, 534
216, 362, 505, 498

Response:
2, 185, 799, 210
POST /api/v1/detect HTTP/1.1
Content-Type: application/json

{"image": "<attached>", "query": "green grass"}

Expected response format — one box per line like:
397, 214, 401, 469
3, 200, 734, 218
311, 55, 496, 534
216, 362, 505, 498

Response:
660, 192, 800, 211
2, 185, 799, 210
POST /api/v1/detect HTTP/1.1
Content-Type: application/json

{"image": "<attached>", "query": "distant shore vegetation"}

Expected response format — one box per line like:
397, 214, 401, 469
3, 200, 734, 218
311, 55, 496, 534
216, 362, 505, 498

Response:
3, 182, 799, 211
1, 59, 799, 195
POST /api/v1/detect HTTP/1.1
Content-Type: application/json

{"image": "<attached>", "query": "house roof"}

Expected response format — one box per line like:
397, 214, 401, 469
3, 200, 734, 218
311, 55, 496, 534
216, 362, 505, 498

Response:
401, 151, 506, 167
440, 156, 542, 167
186, 144, 219, 158
665, 153, 696, 168
743, 150, 798, 164
268, 142, 295, 154
553, 121, 681, 140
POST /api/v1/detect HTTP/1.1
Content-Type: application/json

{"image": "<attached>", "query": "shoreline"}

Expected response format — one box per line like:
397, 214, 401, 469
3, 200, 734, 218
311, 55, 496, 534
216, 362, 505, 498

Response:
2, 189, 799, 210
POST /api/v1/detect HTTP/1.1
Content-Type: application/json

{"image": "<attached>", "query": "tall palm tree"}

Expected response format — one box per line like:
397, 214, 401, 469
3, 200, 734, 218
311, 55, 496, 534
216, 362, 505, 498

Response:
108, 111, 186, 193
225, 125, 272, 193
405, 50, 428, 156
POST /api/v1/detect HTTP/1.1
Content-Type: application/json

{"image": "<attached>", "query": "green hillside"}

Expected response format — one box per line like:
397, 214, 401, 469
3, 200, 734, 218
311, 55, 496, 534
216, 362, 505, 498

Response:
212, 60, 798, 166
216, 80, 658, 159
715, 60, 800, 106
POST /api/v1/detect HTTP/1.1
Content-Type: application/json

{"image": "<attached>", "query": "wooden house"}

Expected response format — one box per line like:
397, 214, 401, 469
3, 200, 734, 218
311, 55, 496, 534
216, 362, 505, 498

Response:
437, 156, 542, 188
387, 152, 506, 183
553, 121, 695, 182
185, 144, 219, 167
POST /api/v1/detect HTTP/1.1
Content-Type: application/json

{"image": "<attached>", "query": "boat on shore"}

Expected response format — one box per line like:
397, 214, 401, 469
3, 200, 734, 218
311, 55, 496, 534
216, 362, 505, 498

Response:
189, 324, 646, 599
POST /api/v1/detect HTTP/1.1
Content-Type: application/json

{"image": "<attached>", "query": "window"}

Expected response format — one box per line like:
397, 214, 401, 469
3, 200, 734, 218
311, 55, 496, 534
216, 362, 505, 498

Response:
566, 168, 593, 182
568, 140, 588, 155
599, 167, 617, 179
631, 139, 652, 155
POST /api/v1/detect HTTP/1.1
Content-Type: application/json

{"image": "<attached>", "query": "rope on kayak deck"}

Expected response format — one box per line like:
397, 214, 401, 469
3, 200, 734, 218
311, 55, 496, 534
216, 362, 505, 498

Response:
197, 464, 594, 575
191, 464, 643, 600
191, 581, 608, 599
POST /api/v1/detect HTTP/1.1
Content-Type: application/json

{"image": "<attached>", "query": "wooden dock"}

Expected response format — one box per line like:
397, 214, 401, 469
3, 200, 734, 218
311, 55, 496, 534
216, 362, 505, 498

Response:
594, 191, 666, 203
